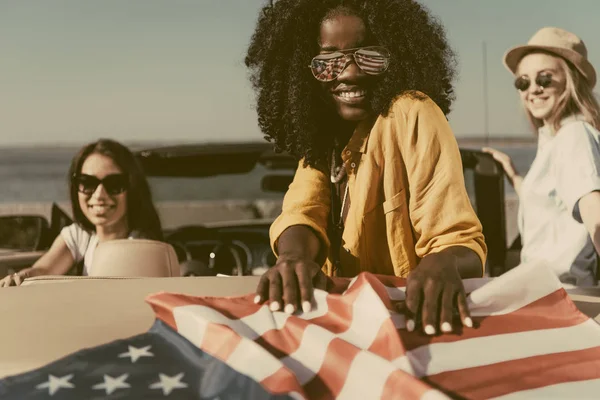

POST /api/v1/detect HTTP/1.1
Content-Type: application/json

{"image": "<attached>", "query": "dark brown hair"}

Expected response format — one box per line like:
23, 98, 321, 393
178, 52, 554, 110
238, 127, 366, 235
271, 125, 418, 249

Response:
68, 139, 163, 241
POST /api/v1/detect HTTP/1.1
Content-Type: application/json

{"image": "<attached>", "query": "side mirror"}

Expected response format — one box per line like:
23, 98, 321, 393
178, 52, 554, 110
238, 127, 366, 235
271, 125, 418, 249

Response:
261, 174, 294, 193
0, 215, 50, 251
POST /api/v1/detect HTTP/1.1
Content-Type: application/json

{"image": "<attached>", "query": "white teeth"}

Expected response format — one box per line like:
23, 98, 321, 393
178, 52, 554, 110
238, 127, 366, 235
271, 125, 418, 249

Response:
338, 90, 366, 98
531, 98, 545, 104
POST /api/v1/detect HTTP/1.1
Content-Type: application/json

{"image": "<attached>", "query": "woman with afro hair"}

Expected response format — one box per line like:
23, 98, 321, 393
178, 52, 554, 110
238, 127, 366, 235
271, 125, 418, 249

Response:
246, 0, 487, 336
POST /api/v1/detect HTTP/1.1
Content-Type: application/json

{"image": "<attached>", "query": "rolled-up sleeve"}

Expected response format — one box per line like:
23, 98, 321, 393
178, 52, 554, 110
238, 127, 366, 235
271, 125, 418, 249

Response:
269, 159, 331, 258
394, 98, 487, 270
553, 122, 600, 223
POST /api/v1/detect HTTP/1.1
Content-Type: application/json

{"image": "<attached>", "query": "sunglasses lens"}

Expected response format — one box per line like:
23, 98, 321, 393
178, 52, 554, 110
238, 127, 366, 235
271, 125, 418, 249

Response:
310, 53, 347, 82
75, 175, 100, 195
537, 74, 553, 88
514, 77, 530, 91
354, 48, 389, 75
102, 175, 128, 195
75, 174, 127, 195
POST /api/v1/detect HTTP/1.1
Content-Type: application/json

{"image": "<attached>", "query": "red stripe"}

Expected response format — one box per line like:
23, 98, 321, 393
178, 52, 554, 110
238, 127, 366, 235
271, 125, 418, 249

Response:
425, 345, 600, 399
400, 288, 587, 351
201, 323, 242, 360
146, 292, 189, 330
381, 369, 437, 400
260, 367, 307, 397
368, 316, 407, 360
303, 338, 360, 399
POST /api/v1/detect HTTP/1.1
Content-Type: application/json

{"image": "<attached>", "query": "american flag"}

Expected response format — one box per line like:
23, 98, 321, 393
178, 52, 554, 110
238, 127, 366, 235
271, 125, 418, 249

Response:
148, 261, 600, 399
0, 319, 293, 399
2, 260, 600, 399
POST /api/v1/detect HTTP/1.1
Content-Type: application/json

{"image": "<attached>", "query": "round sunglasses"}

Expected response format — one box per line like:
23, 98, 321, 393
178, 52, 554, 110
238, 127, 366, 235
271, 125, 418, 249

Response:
308, 46, 390, 82
514, 73, 553, 92
73, 173, 128, 196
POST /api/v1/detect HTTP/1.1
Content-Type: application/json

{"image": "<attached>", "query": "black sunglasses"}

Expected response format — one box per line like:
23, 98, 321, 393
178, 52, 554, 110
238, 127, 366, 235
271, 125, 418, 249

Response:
73, 173, 128, 196
308, 46, 390, 82
514, 73, 553, 91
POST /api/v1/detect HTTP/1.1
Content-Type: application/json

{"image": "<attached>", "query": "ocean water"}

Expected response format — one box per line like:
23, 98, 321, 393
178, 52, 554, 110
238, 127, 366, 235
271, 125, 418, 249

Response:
0, 144, 537, 204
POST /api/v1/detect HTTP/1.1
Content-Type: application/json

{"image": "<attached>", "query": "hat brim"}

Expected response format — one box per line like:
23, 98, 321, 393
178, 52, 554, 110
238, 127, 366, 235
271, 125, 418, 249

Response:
503, 44, 597, 88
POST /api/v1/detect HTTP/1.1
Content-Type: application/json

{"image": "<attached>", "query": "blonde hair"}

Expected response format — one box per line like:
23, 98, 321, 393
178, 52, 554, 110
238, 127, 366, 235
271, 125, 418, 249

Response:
522, 52, 600, 134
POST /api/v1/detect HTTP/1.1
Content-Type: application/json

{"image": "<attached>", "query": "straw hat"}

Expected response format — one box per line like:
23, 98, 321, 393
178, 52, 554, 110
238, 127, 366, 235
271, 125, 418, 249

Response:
503, 27, 596, 88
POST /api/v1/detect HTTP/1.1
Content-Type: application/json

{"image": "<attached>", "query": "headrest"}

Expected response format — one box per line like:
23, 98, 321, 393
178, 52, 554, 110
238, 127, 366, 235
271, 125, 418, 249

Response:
89, 239, 180, 277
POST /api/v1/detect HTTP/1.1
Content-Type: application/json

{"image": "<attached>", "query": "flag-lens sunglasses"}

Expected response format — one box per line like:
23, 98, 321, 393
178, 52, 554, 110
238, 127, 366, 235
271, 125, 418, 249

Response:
308, 46, 390, 82
73, 174, 128, 196
514, 73, 553, 91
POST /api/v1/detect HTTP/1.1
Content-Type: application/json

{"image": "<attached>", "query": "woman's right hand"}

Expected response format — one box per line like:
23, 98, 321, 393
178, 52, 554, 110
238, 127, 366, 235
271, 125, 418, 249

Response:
482, 147, 520, 183
255, 255, 328, 314
0, 268, 38, 288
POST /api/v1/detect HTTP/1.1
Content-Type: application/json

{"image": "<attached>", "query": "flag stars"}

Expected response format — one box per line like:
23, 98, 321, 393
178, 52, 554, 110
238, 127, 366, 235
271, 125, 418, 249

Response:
92, 373, 131, 395
36, 374, 75, 396
149, 372, 188, 395
118, 345, 154, 363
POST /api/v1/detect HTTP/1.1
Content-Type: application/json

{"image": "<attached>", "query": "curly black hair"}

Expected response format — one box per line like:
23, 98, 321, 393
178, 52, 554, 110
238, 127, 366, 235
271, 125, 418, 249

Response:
245, 0, 457, 168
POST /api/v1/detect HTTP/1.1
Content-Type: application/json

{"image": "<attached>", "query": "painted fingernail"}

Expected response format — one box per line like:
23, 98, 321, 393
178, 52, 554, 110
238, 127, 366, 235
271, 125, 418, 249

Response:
269, 301, 280, 312
424, 325, 436, 335
441, 322, 452, 333
464, 317, 473, 328
284, 304, 295, 314
302, 301, 312, 313
253, 295, 261, 304
406, 319, 415, 332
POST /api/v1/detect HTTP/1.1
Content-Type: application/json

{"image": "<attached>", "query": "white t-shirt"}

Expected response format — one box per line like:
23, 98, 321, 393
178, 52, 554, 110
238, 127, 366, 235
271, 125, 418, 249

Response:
518, 116, 600, 286
60, 224, 99, 276
60, 224, 139, 276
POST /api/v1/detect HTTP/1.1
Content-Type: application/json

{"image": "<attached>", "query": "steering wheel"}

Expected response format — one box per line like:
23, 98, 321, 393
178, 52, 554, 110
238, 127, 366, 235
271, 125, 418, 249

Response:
164, 225, 219, 262
164, 226, 247, 275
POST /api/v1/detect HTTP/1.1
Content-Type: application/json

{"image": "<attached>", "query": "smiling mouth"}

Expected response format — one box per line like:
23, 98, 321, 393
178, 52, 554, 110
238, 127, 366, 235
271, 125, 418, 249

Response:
530, 97, 548, 105
88, 204, 115, 214
333, 89, 367, 104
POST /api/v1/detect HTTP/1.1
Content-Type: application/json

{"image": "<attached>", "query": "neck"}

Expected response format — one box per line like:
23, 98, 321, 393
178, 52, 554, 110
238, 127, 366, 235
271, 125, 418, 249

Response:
335, 120, 358, 147
95, 221, 129, 242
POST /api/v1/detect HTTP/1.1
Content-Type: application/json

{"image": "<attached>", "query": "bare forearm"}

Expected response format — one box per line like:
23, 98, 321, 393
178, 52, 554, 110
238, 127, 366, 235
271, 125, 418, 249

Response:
512, 175, 524, 198
419, 246, 483, 279
277, 225, 323, 263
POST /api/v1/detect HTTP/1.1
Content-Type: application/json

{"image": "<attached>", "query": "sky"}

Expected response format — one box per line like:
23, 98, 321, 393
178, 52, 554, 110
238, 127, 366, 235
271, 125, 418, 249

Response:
1, 0, 600, 146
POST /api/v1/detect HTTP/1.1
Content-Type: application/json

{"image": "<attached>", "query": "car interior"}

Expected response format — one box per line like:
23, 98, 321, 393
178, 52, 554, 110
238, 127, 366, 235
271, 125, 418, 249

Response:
0, 144, 520, 280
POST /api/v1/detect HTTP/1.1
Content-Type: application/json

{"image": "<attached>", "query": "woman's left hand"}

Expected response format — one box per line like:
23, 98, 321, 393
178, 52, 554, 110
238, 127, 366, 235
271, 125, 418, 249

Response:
398, 251, 474, 335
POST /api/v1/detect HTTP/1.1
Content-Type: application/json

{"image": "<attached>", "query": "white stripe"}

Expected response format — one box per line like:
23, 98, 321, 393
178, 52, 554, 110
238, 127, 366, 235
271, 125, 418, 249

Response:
468, 260, 562, 317
384, 285, 405, 301
226, 336, 285, 382
336, 351, 451, 400
394, 319, 600, 377
421, 390, 453, 400
173, 290, 331, 344
336, 351, 396, 400
337, 283, 392, 349
280, 324, 336, 385
297, 290, 330, 321
280, 284, 396, 385
173, 304, 290, 342
491, 378, 600, 400
381, 277, 494, 302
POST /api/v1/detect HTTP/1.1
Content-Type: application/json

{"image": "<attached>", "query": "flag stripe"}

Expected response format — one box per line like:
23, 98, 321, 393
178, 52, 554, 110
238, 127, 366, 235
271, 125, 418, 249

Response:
400, 288, 587, 351
491, 377, 600, 400
399, 319, 600, 378
426, 345, 600, 399
143, 261, 600, 400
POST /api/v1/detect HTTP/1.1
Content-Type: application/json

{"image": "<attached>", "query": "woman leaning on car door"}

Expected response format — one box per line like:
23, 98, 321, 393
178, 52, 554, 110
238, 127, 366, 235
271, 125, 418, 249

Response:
0, 139, 163, 287
245, 0, 488, 336
483, 27, 600, 287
